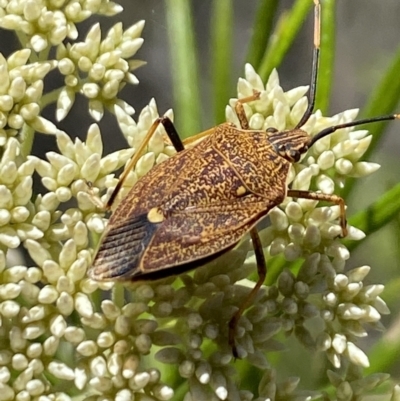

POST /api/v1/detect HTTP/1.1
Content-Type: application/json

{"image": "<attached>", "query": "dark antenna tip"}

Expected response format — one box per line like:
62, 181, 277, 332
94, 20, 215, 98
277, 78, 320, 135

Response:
309, 114, 399, 148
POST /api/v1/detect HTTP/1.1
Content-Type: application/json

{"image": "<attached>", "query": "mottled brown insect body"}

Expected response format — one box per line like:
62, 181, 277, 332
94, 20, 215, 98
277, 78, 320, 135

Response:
89, 0, 399, 356
92, 124, 310, 281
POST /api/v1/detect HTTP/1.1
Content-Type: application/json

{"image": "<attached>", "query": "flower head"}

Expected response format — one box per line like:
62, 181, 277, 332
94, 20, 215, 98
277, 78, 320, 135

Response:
56, 20, 145, 121
0, 11, 393, 399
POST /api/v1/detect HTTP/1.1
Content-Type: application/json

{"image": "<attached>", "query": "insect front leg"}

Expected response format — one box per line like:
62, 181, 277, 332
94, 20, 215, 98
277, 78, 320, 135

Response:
229, 228, 267, 358
234, 91, 261, 129
287, 189, 347, 237
105, 117, 185, 210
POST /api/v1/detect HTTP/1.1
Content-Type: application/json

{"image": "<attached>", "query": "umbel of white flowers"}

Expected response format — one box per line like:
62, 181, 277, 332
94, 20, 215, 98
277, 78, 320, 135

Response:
0, 1, 396, 400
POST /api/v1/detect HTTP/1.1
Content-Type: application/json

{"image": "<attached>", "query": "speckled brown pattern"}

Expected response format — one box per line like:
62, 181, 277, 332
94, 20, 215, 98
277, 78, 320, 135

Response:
89, 122, 314, 281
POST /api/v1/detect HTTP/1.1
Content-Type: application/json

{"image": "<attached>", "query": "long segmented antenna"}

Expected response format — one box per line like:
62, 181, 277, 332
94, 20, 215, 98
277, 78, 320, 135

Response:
310, 114, 400, 147
295, 0, 321, 129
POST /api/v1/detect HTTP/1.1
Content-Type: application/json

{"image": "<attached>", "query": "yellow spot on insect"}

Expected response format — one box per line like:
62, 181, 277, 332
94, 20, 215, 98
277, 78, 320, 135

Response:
236, 186, 246, 196
147, 207, 164, 223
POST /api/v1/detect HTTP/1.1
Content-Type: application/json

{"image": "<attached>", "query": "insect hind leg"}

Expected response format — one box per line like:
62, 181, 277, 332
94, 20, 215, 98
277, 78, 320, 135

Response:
229, 228, 267, 358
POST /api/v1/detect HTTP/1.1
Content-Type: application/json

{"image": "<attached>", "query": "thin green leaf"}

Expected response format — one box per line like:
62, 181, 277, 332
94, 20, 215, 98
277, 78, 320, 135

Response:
211, 0, 233, 124
258, 0, 313, 82
246, 0, 279, 70
341, 45, 400, 199
314, 0, 335, 114
165, 0, 202, 137
366, 277, 400, 374
343, 182, 400, 252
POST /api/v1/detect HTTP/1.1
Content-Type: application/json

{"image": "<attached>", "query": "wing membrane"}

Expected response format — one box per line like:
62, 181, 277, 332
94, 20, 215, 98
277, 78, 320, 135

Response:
89, 213, 158, 280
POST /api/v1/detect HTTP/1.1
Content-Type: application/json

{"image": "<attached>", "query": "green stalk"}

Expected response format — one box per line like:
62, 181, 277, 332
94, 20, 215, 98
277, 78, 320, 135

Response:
246, 0, 279, 70
258, 0, 312, 82
165, 0, 202, 137
211, 0, 233, 124
341, 45, 400, 199
314, 0, 335, 114
343, 182, 400, 252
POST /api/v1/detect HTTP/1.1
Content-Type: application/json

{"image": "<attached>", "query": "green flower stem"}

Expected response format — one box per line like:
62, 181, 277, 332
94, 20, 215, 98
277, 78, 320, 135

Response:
341, 45, 400, 199
314, 0, 335, 114
20, 124, 35, 159
246, 0, 279, 70
165, 0, 202, 137
15, 31, 39, 62
258, 0, 312, 82
38, 47, 51, 63
20, 84, 64, 158
211, 0, 233, 125
112, 283, 125, 309
41, 87, 64, 109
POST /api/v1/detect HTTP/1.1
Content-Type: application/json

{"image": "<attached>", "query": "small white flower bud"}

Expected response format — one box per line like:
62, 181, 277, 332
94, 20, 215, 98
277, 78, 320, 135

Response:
97, 332, 116, 348
56, 291, 74, 316
345, 342, 369, 368
43, 336, 60, 356
74, 367, 87, 390
76, 340, 97, 356
50, 315, 67, 337
23, 323, 46, 340
74, 292, 93, 318
64, 326, 85, 344
332, 333, 347, 354
38, 285, 59, 304
115, 389, 134, 401
88, 98, 104, 120
24, 240, 51, 267
67, 257, 87, 281
119, 37, 143, 59
26, 344, 42, 359
90, 356, 107, 377
89, 62, 106, 81
12, 354, 29, 371
89, 376, 112, 392
48, 362, 75, 380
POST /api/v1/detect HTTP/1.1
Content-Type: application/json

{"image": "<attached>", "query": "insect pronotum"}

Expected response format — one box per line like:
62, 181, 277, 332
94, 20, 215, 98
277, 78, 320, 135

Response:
89, 0, 399, 357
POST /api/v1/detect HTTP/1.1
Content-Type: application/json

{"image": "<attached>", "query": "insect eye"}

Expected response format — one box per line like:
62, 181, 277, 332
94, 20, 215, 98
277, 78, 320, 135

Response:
277, 144, 286, 153
266, 127, 278, 133
290, 150, 301, 162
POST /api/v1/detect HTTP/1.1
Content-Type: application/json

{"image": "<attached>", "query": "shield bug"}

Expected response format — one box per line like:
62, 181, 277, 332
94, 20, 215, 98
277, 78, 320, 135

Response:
89, 0, 399, 356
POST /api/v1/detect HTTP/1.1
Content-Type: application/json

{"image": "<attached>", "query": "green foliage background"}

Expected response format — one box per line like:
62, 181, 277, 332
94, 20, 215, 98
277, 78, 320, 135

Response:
1, 0, 400, 398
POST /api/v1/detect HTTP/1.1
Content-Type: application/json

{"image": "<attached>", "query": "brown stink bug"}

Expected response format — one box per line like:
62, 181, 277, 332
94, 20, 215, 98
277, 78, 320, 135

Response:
89, 0, 399, 356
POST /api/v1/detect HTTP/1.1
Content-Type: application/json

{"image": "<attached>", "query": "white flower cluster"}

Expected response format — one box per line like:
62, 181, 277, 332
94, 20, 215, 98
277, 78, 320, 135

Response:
57, 20, 145, 121
0, 50, 58, 141
0, 3, 395, 398
0, 63, 395, 399
0, 0, 122, 51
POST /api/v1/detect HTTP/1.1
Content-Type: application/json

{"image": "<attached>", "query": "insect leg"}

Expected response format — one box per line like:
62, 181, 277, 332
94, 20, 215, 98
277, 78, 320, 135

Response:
229, 228, 267, 358
106, 117, 184, 209
182, 127, 215, 146
287, 189, 347, 237
234, 91, 261, 129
